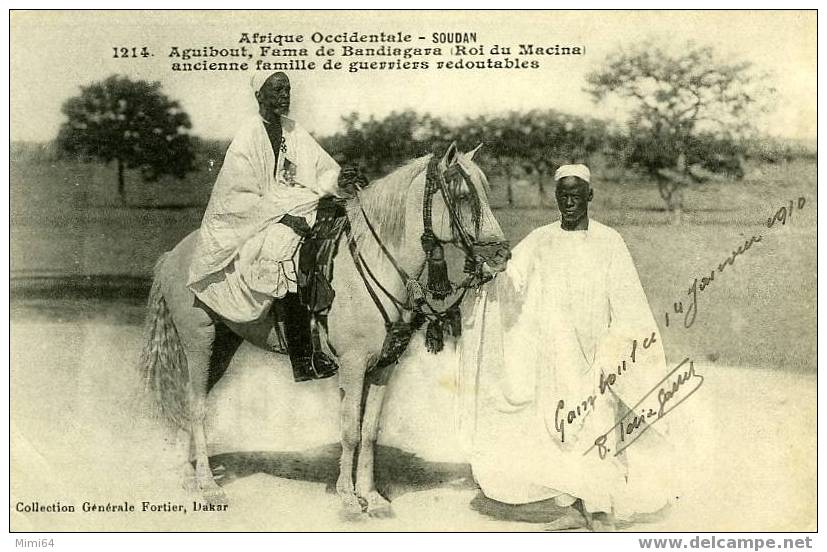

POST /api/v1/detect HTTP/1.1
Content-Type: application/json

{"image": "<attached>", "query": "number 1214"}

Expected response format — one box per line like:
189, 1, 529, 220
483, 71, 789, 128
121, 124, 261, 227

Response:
112, 47, 151, 58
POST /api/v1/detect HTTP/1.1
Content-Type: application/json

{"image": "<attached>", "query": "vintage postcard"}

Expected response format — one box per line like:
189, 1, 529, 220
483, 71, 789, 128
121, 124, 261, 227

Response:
9, 10, 817, 534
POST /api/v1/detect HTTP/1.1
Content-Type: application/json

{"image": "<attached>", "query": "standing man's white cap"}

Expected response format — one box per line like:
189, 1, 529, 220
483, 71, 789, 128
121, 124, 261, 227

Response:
554, 164, 591, 183
251, 71, 278, 93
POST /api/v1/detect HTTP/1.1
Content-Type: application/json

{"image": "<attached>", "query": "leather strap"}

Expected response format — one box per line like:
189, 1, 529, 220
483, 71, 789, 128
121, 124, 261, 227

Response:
356, 199, 410, 283
345, 223, 396, 327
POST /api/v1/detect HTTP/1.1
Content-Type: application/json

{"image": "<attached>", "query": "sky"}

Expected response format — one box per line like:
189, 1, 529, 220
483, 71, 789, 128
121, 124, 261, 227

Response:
10, 10, 817, 142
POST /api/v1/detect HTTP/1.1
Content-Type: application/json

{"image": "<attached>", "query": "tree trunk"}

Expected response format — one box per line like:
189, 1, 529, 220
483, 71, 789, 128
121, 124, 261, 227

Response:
499, 160, 516, 208
537, 174, 546, 207
657, 174, 675, 224
672, 152, 687, 224
506, 179, 514, 208
116, 158, 126, 204
670, 190, 683, 225
671, 186, 684, 225
657, 175, 683, 225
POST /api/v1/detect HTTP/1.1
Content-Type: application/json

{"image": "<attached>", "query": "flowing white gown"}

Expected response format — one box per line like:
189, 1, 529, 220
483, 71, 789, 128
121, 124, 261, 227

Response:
457, 220, 676, 518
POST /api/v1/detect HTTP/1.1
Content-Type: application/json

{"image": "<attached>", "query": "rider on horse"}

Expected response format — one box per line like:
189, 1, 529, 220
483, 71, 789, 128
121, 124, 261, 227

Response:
187, 71, 364, 382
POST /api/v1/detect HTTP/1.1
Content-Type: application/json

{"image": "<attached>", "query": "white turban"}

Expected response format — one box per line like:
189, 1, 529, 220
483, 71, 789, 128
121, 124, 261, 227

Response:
250, 71, 277, 94
554, 164, 591, 183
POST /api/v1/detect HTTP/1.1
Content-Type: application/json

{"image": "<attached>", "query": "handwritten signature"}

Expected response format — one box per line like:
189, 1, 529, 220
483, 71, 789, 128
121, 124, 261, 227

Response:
553, 331, 659, 443
583, 357, 704, 460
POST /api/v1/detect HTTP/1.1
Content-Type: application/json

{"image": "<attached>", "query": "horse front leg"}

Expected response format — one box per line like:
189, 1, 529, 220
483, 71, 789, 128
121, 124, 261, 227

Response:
355, 377, 392, 517
337, 353, 366, 518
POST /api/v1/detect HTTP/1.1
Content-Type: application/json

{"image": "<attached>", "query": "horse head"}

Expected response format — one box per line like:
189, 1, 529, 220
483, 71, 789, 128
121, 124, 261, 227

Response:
427, 142, 511, 276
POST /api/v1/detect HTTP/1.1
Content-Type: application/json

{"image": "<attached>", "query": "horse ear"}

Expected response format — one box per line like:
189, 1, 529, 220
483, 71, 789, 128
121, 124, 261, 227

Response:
467, 143, 483, 160
440, 141, 459, 167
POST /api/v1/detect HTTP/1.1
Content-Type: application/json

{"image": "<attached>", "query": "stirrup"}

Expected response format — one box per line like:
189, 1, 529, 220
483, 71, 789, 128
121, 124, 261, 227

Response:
311, 352, 339, 379
290, 352, 338, 382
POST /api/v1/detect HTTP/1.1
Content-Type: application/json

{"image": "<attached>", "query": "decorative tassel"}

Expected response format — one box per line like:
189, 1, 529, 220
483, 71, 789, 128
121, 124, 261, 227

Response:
420, 229, 439, 252
445, 306, 462, 338
425, 319, 444, 354
426, 244, 452, 300
406, 278, 426, 308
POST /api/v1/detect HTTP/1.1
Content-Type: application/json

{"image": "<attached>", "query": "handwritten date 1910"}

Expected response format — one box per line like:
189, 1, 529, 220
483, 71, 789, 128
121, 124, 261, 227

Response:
665, 196, 807, 330
766, 197, 806, 228
668, 234, 762, 329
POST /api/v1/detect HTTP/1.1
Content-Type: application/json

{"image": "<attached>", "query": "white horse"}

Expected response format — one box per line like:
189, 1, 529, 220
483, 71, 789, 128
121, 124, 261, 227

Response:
140, 142, 510, 516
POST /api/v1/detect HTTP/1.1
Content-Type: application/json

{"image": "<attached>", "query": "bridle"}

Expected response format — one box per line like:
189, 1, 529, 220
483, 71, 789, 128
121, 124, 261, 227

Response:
422, 159, 482, 261
344, 154, 505, 353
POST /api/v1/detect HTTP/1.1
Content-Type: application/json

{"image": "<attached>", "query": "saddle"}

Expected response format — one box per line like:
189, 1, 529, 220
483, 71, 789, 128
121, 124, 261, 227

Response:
272, 195, 423, 384
297, 197, 349, 313
269, 197, 349, 358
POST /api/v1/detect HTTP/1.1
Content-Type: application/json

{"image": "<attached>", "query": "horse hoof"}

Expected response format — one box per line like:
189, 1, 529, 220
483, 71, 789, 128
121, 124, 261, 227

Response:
200, 483, 228, 506
338, 493, 366, 522
364, 492, 394, 519
367, 503, 393, 518
181, 475, 200, 493
179, 463, 199, 492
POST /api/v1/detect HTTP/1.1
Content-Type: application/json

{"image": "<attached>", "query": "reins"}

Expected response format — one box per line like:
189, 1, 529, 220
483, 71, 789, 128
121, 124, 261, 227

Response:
343, 155, 488, 350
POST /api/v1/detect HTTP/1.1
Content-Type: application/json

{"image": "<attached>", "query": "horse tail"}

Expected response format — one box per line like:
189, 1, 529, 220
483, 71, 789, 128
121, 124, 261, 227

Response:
140, 252, 192, 429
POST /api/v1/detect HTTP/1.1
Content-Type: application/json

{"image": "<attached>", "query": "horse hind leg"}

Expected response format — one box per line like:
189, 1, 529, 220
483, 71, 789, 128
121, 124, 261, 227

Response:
176, 429, 199, 492
206, 320, 244, 393
143, 248, 236, 504
160, 293, 229, 506
184, 346, 228, 505
187, 319, 245, 504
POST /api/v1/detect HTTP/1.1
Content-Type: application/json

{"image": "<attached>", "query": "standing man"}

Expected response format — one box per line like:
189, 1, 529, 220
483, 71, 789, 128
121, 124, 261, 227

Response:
188, 71, 348, 381
464, 164, 674, 530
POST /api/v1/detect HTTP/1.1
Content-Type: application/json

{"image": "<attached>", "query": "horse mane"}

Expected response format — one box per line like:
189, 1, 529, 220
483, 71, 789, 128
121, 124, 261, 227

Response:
349, 155, 431, 247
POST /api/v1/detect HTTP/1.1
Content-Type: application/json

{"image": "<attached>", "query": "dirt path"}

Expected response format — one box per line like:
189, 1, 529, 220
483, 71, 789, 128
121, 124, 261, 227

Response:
10, 319, 816, 531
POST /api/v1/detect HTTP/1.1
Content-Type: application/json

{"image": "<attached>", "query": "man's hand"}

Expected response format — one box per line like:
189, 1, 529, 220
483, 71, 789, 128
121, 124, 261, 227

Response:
337, 165, 368, 198
464, 255, 495, 284
279, 214, 312, 239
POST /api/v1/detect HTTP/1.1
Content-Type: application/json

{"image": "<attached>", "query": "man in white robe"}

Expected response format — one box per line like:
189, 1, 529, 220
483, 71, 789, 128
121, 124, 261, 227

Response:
188, 71, 348, 381
460, 164, 675, 529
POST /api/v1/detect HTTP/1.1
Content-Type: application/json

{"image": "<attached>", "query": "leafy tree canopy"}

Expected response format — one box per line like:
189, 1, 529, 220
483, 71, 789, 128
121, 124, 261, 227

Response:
57, 75, 196, 199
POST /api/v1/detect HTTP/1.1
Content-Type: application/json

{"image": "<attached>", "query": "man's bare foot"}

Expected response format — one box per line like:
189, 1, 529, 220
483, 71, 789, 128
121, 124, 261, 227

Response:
543, 508, 589, 531
574, 499, 616, 532
589, 514, 617, 531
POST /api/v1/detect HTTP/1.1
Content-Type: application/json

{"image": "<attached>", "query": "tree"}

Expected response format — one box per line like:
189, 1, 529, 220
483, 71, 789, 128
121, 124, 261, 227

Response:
321, 109, 608, 209
322, 110, 449, 178
451, 115, 515, 207
586, 41, 774, 221
57, 75, 195, 203
459, 111, 607, 207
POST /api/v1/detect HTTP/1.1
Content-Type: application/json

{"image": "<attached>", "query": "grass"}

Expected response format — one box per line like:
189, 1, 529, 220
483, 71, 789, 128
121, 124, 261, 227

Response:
10, 158, 816, 372
491, 160, 816, 373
